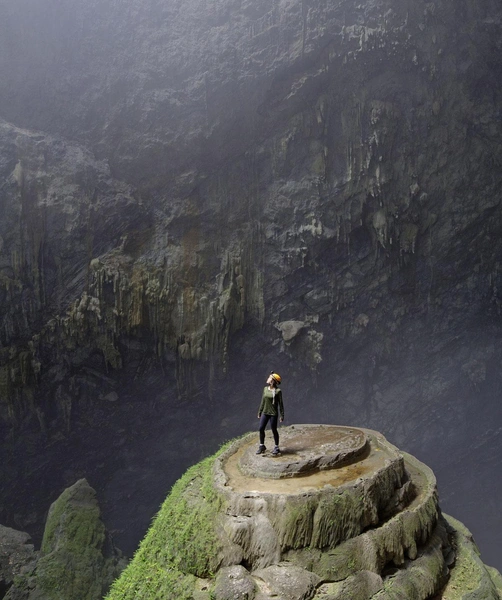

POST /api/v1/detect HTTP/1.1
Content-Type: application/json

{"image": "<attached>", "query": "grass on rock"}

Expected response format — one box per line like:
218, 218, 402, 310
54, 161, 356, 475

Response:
106, 443, 230, 600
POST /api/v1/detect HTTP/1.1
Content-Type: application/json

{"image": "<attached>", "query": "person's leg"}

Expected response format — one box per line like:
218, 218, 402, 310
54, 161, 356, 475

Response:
270, 415, 279, 446
259, 414, 270, 445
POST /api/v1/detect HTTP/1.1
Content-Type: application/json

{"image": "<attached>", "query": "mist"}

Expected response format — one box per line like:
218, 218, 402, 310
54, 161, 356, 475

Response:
0, 0, 501, 577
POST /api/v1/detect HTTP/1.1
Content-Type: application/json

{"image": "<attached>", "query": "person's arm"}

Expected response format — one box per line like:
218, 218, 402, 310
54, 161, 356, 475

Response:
257, 389, 265, 418
278, 390, 284, 421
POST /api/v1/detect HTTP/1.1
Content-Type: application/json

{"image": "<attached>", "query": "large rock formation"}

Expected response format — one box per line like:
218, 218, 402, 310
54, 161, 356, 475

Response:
2, 479, 125, 600
106, 426, 501, 599
0, 0, 501, 571
0, 525, 37, 597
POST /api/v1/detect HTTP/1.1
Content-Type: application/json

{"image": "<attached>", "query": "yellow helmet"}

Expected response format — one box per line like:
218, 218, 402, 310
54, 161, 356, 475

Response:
270, 372, 282, 384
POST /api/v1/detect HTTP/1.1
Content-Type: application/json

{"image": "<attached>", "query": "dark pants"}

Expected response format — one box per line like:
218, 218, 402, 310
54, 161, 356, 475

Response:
259, 413, 279, 446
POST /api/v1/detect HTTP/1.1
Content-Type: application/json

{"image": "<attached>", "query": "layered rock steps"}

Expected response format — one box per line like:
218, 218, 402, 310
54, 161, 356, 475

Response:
211, 425, 450, 599
106, 426, 502, 600
237, 425, 369, 479
283, 451, 443, 585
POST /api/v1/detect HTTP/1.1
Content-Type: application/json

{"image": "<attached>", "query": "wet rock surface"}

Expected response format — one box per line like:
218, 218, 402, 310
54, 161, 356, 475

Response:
3, 479, 125, 600
238, 425, 368, 479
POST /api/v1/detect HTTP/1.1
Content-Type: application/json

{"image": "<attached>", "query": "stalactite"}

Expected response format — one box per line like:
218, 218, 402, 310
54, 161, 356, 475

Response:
2, 222, 265, 406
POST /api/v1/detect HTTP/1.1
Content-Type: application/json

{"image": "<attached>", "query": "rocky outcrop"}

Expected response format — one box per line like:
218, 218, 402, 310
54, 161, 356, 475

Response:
105, 426, 501, 600
0, 119, 149, 429
440, 515, 502, 600
0, 526, 37, 596
3, 479, 125, 600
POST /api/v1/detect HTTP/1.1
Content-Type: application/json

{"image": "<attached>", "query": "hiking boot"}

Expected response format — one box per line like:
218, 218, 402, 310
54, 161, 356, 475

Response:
256, 445, 266, 455
272, 446, 281, 455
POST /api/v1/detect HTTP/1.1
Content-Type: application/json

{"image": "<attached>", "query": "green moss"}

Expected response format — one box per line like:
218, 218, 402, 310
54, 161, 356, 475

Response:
487, 566, 502, 595
316, 542, 360, 581
41, 486, 103, 556
441, 514, 501, 599
106, 443, 231, 600
285, 538, 361, 582
311, 489, 365, 548
278, 497, 316, 550
35, 479, 117, 600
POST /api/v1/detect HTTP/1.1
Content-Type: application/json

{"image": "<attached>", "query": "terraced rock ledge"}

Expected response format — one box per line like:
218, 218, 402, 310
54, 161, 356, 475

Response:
106, 426, 501, 600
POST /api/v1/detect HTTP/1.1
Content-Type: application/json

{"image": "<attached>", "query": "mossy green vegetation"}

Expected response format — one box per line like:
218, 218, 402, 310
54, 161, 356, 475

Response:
40, 484, 104, 557
278, 496, 317, 550
101, 433, 502, 600
106, 444, 229, 600
311, 490, 366, 548
31, 479, 123, 600
441, 514, 502, 600
487, 566, 502, 596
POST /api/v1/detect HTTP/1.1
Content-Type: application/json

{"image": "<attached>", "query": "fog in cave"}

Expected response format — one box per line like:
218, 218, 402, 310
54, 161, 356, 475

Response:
0, 0, 501, 584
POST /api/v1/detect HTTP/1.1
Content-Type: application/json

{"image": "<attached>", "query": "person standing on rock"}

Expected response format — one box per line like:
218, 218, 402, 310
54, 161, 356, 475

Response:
256, 372, 284, 455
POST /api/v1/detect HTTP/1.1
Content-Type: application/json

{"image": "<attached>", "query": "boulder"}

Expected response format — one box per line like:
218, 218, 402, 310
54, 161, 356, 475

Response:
253, 563, 320, 600
5, 479, 126, 600
214, 565, 257, 600
0, 526, 37, 594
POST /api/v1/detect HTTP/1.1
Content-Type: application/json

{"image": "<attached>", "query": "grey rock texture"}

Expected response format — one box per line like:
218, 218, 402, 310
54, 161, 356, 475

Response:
440, 515, 502, 600
0, 0, 501, 571
253, 563, 320, 600
0, 119, 147, 425
315, 571, 384, 600
0, 525, 37, 595
214, 565, 257, 600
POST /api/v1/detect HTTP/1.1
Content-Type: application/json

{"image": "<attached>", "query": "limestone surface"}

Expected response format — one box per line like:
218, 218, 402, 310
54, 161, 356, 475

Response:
0, 526, 38, 594
439, 515, 502, 600
238, 425, 368, 479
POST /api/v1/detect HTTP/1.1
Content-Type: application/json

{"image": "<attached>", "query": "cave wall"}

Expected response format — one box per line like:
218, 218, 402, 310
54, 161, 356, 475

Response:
0, 0, 501, 568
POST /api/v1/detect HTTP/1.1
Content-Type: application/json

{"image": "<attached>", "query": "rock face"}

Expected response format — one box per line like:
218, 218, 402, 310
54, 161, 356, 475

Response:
3, 479, 125, 600
0, 525, 37, 596
0, 0, 501, 571
106, 426, 501, 600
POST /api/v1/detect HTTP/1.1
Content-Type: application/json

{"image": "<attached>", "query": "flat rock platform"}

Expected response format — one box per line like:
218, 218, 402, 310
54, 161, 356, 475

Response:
237, 424, 369, 479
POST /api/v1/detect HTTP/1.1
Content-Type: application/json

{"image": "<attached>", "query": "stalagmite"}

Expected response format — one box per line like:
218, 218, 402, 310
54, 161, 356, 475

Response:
106, 426, 502, 600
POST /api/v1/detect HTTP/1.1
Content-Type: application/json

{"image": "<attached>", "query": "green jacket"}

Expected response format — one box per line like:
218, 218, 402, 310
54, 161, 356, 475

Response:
258, 386, 284, 419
